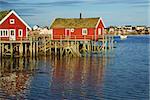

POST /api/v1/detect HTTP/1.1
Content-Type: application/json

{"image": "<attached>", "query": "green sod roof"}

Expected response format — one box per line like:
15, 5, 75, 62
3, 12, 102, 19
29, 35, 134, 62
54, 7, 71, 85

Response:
50, 17, 100, 28
0, 10, 11, 21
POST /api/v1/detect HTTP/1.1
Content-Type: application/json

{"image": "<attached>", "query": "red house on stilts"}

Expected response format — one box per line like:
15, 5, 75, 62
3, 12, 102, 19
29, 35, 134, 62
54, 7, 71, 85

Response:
50, 14, 105, 41
0, 10, 31, 41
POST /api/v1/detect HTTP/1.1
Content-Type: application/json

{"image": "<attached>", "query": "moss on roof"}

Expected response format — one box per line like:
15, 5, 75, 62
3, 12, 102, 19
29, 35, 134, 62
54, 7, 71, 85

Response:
50, 17, 100, 28
0, 10, 11, 21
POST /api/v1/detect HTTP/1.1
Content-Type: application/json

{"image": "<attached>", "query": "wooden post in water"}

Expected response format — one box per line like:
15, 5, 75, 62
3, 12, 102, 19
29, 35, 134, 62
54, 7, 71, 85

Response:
105, 35, 107, 52
10, 43, 13, 58
102, 35, 104, 51
29, 37, 33, 57
77, 42, 79, 53
0, 38, 1, 57
49, 36, 51, 56
19, 43, 23, 57
108, 35, 111, 49
2, 43, 4, 57
19, 38, 23, 57
36, 41, 39, 56
55, 42, 57, 56
87, 41, 90, 53
60, 36, 63, 56
111, 35, 114, 49
25, 44, 27, 57
44, 36, 46, 55
33, 41, 35, 57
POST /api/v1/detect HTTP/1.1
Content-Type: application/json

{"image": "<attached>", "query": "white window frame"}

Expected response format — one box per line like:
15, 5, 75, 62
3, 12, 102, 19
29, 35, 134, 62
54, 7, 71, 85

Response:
82, 28, 88, 35
0, 30, 2, 37
0, 29, 9, 37
18, 29, 23, 37
98, 28, 101, 35
71, 28, 74, 32
10, 29, 15, 36
9, 29, 16, 40
10, 19, 15, 24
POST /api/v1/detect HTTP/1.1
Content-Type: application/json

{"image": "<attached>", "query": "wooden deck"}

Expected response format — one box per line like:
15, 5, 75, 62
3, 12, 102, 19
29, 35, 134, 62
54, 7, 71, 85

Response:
0, 35, 114, 58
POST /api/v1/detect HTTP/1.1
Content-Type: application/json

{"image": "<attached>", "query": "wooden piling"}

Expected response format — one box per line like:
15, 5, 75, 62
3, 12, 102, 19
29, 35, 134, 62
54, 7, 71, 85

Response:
29, 37, 33, 57
19, 43, 23, 57
25, 44, 27, 57
0, 38, 1, 57
36, 41, 39, 56
55, 42, 57, 56
33, 41, 35, 57
10, 43, 13, 58
44, 37, 46, 55
60, 36, 63, 56
2, 44, 4, 57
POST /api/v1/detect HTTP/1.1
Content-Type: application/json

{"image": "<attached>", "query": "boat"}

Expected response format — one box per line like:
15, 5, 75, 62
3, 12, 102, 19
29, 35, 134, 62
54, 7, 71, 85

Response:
119, 34, 127, 40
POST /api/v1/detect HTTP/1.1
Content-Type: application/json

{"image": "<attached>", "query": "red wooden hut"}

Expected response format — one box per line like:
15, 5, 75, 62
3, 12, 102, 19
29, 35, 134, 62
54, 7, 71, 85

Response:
50, 16, 105, 41
0, 10, 31, 41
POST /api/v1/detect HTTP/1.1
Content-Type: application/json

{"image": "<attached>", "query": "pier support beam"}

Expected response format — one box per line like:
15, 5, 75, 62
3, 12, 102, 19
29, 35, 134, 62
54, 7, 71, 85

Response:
55, 42, 57, 56
25, 44, 27, 57
19, 43, 23, 57
10, 43, 13, 58
30, 38, 33, 57
0, 38, 1, 57
33, 42, 35, 57
36, 41, 39, 56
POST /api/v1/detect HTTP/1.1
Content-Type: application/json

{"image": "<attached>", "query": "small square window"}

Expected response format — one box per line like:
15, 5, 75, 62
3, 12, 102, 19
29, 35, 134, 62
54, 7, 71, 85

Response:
10, 19, 15, 24
82, 28, 88, 35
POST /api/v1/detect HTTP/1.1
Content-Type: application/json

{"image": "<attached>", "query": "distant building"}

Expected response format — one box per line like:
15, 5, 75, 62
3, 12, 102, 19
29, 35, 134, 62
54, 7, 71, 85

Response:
147, 27, 150, 33
136, 26, 146, 31
0, 10, 31, 41
124, 25, 133, 32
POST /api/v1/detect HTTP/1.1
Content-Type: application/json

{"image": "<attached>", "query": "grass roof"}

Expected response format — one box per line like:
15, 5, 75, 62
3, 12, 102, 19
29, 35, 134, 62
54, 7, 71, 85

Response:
50, 17, 100, 28
0, 10, 11, 21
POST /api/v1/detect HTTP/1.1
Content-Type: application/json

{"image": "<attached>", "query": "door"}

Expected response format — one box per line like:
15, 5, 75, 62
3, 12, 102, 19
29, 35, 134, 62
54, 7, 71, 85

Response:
9, 29, 16, 40
65, 29, 70, 38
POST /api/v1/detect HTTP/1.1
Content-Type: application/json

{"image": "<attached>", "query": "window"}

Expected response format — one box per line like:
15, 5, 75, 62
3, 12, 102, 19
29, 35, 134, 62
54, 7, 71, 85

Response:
98, 28, 101, 35
10, 19, 15, 24
82, 28, 88, 35
0, 30, 2, 37
10, 30, 15, 35
71, 28, 74, 32
18, 29, 23, 37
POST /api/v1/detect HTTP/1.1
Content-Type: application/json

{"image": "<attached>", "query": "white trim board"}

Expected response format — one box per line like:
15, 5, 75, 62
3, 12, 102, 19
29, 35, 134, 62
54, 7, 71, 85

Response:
95, 18, 106, 28
0, 10, 31, 30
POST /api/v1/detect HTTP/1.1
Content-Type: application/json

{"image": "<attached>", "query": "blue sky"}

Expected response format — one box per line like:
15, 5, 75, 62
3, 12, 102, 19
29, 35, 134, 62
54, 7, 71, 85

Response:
0, 0, 149, 27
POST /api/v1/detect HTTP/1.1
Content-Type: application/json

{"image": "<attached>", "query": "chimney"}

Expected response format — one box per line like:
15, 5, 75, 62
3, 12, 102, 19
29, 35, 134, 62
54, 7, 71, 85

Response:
80, 13, 82, 19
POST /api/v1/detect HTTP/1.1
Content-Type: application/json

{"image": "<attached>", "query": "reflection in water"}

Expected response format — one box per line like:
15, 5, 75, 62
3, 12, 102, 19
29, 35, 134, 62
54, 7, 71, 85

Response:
0, 55, 110, 99
0, 57, 38, 99
49, 55, 109, 99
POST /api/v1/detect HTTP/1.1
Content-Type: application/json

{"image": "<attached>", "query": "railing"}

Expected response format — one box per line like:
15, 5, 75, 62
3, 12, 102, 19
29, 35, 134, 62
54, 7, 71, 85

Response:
0, 37, 30, 41
0, 34, 107, 42
52, 35, 104, 41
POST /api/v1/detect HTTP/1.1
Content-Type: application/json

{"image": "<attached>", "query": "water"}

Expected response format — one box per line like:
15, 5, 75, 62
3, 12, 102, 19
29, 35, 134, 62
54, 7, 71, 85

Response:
0, 35, 149, 100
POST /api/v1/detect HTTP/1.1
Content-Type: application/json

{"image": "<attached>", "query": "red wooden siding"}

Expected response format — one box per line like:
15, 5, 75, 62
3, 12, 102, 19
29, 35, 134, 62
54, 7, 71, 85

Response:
51, 18, 105, 41
0, 12, 28, 41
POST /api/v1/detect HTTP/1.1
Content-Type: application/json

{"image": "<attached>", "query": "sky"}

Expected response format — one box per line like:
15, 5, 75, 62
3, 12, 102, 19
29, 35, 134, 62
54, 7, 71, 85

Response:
0, 0, 149, 27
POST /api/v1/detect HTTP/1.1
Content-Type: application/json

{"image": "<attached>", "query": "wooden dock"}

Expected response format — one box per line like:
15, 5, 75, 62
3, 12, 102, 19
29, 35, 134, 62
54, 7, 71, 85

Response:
0, 35, 114, 58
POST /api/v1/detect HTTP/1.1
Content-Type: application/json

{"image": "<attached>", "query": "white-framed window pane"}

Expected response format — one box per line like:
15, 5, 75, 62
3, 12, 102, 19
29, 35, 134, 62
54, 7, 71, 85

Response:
10, 19, 15, 24
0, 30, 2, 36
18, 29, 23, 37
6, 30, 8, 36
98, 28, 101, 35
11, 30, 14, 35
82, 28, 88, 35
